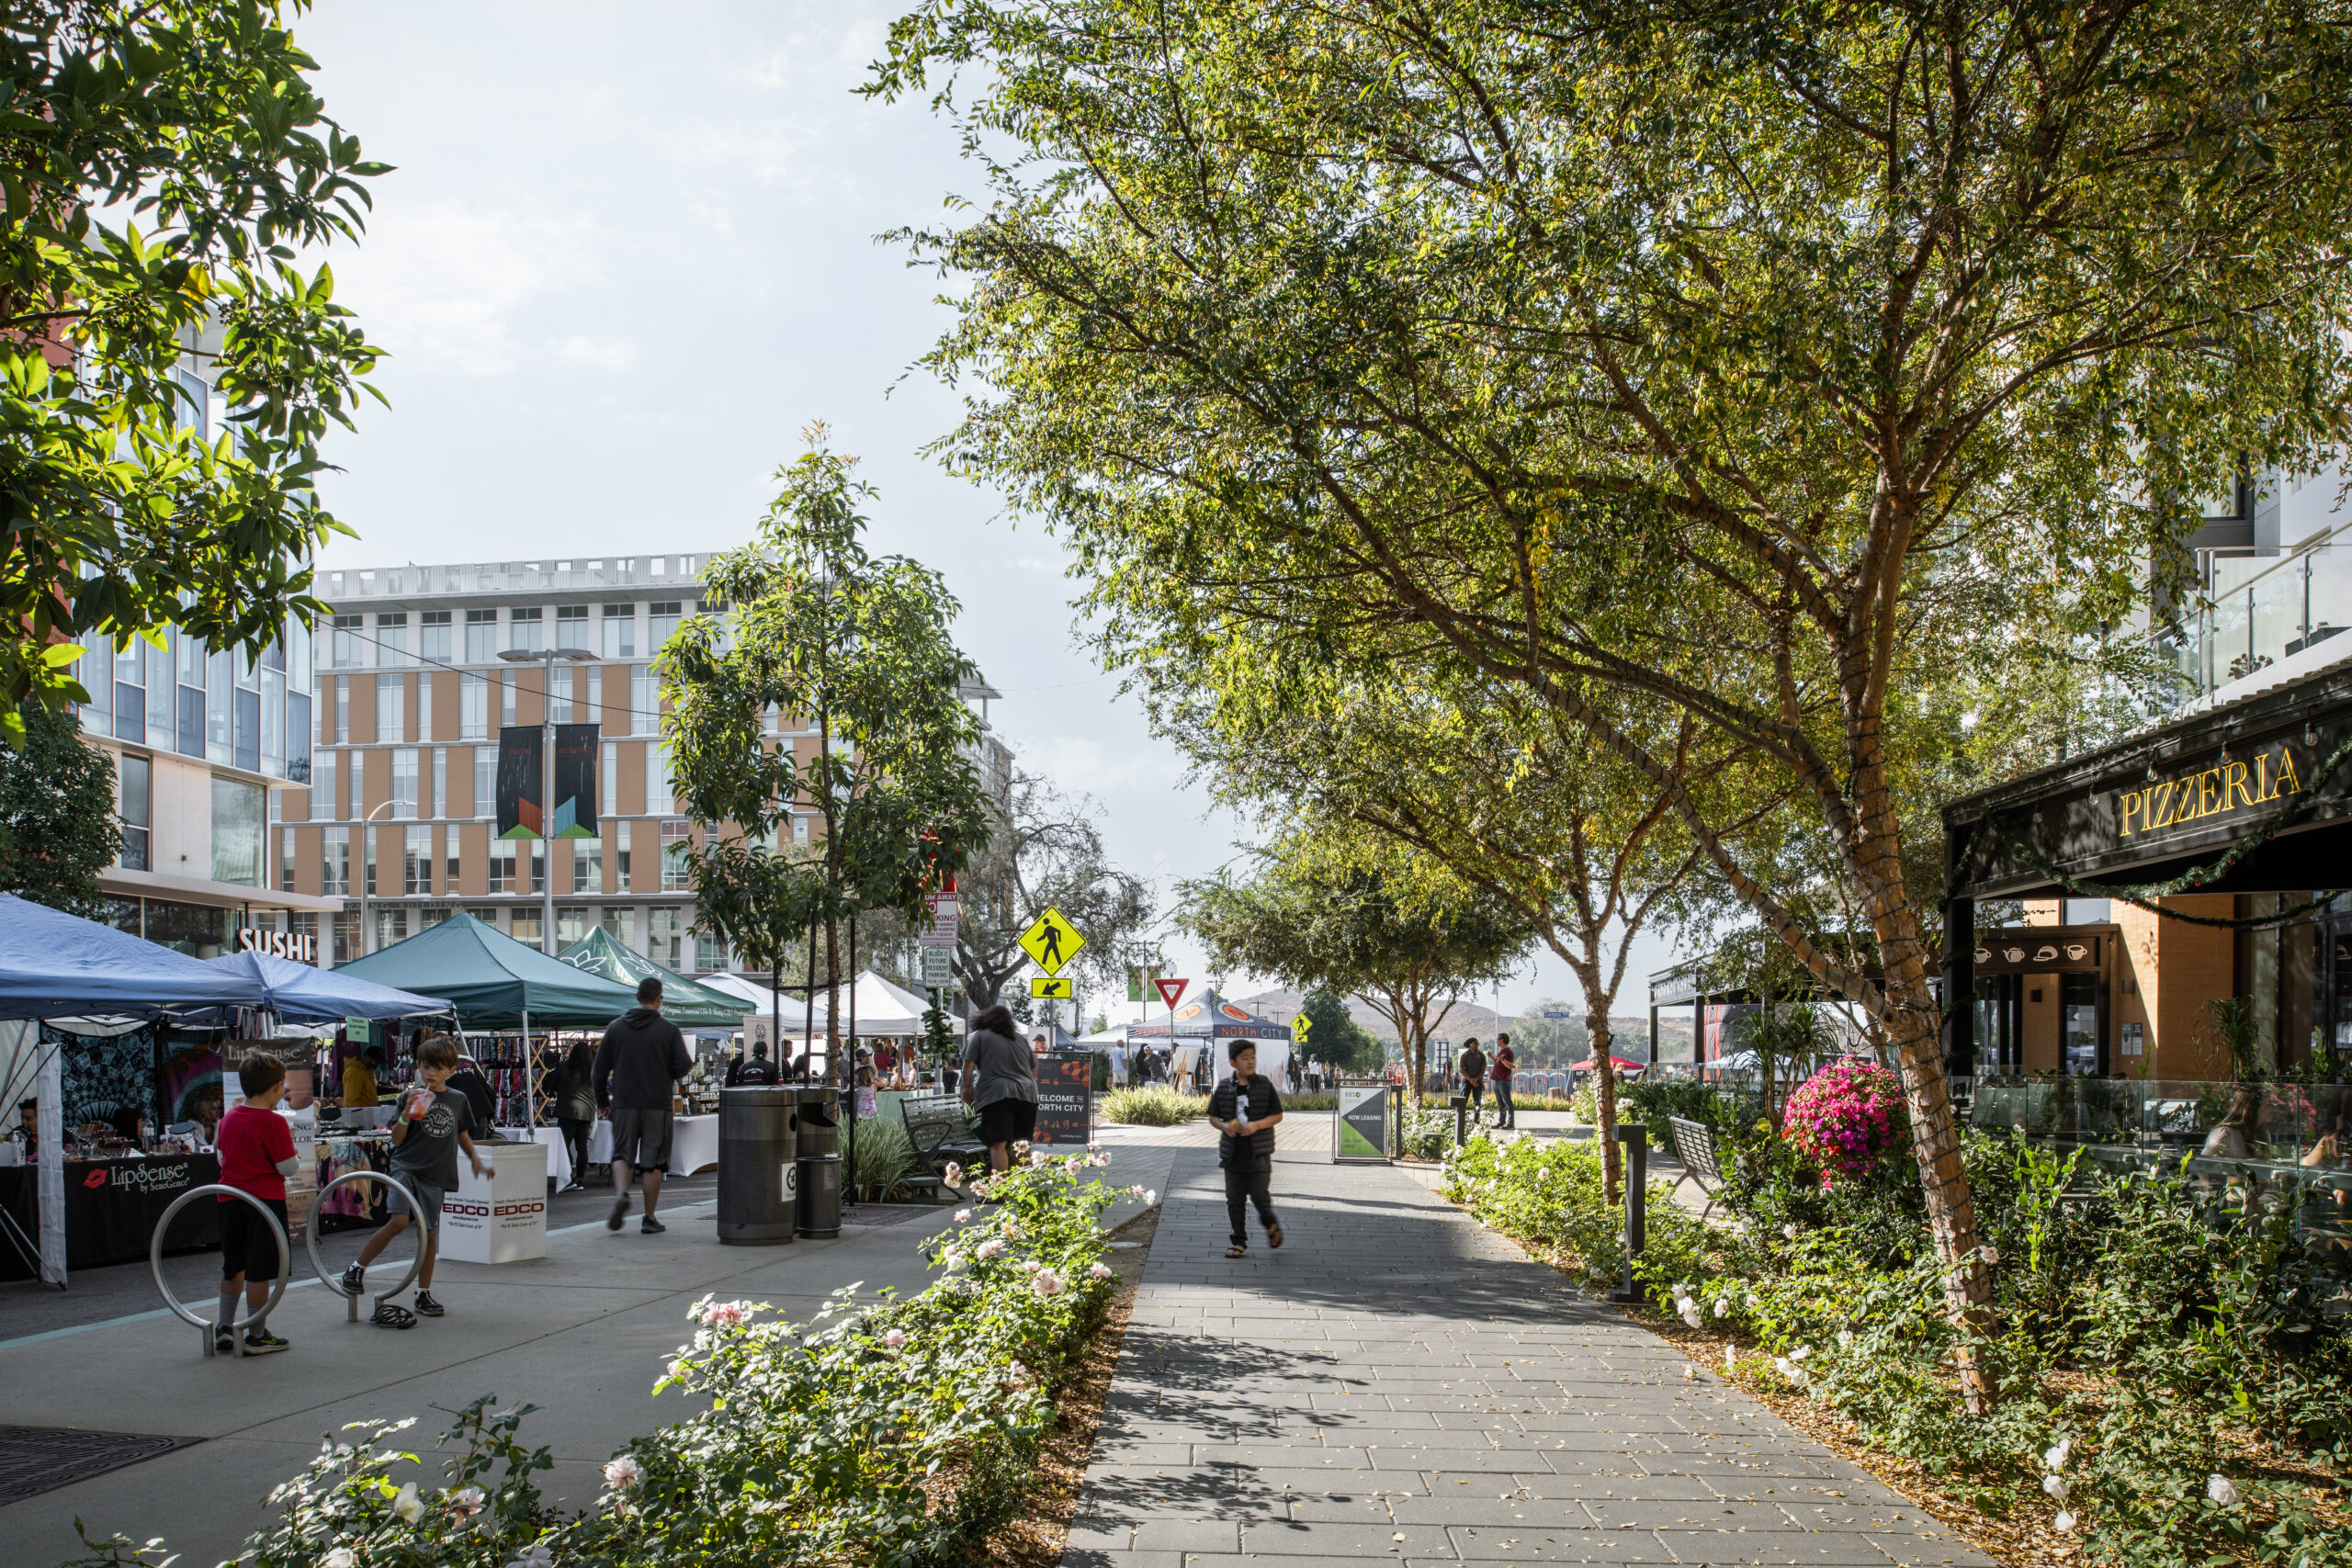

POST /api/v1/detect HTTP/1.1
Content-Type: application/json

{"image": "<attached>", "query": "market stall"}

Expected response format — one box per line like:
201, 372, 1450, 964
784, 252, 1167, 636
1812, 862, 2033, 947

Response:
1125, 987, 1293, 1087
557, 928, 752, 1032
0, 893, 270, 1287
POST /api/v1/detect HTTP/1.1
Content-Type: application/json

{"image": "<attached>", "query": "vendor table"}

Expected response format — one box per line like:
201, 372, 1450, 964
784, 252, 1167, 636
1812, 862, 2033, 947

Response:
588, 1112, 718, 1177
440, 1141, 549, 1266
498, 1126, 573, 1190
0, 1154, 220, 1280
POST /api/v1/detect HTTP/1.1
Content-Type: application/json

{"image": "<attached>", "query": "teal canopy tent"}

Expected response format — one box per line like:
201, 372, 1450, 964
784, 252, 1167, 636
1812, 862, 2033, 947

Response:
333, 914, 642, 1028
556, 927, 752, 1032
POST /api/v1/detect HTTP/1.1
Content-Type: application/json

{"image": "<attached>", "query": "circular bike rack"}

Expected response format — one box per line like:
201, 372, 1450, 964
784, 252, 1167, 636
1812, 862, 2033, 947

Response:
151, 1183, 289, 1359
307, 1168, 424, 1323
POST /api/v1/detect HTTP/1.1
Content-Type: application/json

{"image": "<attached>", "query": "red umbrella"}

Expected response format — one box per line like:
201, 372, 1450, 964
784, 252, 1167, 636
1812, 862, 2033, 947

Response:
1568, 1055, 1647, 1072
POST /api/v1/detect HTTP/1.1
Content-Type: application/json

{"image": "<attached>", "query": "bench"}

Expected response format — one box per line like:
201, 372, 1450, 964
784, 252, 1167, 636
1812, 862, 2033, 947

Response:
1666, 1115, 1724, 1219
899, 1094, 987, 1199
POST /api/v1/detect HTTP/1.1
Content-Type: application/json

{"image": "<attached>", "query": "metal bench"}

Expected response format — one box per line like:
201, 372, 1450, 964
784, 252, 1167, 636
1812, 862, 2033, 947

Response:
1666, 1115, 1724, 1219
899, 1094, 987, 1198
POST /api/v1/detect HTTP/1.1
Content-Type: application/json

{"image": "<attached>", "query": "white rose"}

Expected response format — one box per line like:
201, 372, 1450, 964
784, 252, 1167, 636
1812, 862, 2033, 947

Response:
2042, 1474, 2069, 1503
323, 1550, 357, 1568
2044, 1438, 2071, 1472
392, 1483, 424, 1523
2054, 1510, 2075, 1532
2208, 1473, 2239, 1507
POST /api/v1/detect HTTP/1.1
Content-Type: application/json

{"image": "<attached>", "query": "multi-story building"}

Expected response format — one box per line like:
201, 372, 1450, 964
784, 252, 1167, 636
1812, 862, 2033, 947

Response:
288, 554, 1012, 974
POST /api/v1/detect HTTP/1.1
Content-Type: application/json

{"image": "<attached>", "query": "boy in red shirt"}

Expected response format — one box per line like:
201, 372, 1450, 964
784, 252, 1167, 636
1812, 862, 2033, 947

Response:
216, 1053, 300, 1354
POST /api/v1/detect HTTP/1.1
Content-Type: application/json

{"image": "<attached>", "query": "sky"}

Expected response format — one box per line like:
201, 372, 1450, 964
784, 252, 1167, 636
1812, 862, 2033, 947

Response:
292, 0, 1682, 1021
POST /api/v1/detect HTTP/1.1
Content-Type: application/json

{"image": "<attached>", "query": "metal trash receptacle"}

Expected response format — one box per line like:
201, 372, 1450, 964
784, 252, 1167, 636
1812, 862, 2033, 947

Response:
795, 1087, 842, 1239
718, 1086, 799, 1246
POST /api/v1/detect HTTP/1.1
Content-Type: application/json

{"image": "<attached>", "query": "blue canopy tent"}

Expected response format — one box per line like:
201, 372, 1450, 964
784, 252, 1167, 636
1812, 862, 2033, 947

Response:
0, 893, 273, 1288
205, 951, 451, 1024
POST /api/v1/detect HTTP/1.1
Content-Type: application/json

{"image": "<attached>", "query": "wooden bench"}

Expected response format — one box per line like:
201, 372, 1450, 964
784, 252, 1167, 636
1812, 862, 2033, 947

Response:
899, 1094, 987, 1199
1666, 1115, 1724, 1219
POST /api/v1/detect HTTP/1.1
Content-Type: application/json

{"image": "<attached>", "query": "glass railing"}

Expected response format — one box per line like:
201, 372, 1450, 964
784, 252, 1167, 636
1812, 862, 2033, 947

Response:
2183, 536, 2352, 695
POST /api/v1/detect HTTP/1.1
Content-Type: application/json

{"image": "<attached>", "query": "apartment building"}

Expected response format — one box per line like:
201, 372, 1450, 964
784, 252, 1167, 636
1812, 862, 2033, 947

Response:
290, 554, 1013, 974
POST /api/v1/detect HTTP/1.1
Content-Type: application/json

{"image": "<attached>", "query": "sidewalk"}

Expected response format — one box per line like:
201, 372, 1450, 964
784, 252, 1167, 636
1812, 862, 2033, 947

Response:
1066, 1146, 1995, 1567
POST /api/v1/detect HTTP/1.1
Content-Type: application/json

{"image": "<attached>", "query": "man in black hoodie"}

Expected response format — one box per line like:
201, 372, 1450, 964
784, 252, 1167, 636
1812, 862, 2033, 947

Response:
594, 977, 691, 1235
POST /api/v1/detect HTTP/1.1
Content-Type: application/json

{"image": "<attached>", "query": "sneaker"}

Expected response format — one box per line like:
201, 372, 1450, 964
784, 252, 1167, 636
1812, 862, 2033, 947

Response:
606, 1196, 629, 1231
639, 1216, 666, 1235
338, 1263, 365, 1297
215, 1330, 235, 1356
241, 1330, 289, 1355
413, 1291, 446, 1317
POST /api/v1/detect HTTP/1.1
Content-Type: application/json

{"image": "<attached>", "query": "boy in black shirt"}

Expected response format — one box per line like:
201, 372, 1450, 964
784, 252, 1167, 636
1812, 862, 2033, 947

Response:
1209, 1042, 1285, 1258
340, 1034, 492, 1325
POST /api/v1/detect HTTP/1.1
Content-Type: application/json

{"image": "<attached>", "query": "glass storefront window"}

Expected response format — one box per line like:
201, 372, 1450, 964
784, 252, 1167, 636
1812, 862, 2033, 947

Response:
600, 906, 635, 947
146, 897, 231, 957
209, 776, 265, 886
2061, 972, 2099, 1075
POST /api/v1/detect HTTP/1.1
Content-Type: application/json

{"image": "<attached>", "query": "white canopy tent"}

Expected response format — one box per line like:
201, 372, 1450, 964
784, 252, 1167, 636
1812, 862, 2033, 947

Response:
695, 970, 964, 1040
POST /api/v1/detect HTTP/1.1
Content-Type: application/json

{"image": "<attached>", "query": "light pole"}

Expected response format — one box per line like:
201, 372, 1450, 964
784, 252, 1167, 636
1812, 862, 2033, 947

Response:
358, 798, 399, 955
500, 645, 597, 955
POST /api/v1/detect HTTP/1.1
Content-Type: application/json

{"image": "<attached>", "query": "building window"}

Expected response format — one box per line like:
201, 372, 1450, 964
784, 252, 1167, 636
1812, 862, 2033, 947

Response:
510, 907, 541, 948
375, 612, 408, 667
210, 776, 265, 886
647, 907, 684, 969
630, 665, 657, 733
280, 828, 294, 893
432, 747, 447, 819
695, 927, 728, 974
333, 675, 349, 743
206, 647, 232, 762
117, 752, 151, 871
391, 748, 418, 819
615, 820, 632, 891
417, 671, 433, 740
419, 610, 452, 665
557, 604, 590, 650
501, 671, 515, 728
530, 841, 546, 894
348, 751, 363, 820
601, 741, 616, 818
558, 905, 589, 947
233, 681, 259, 772
549, 663, 572, 725
584, 664, 599, 724
600, 906, 636, 948
647, 601, 682, 653
404, 824, 431, 895
331, 909, 359, 964
475, 746, 493, 818
460, 671, 487, 739
661, 819, 691, 891
374, 907, 408, 952
332, 614, 364, 668
572, 835, 602, 893
322, 826, 349, 895
377, 673, 403, 742
444, 829, 461, 892
793, 815, 809, 846
418, 906, 452, 932
260, 668, 285, 777
2060, 897, 2110, 925
509, 606, 543, 653
650, 742, 673, 815
602, 603, 635, 659
489, 839, 516, 893
311, 750, 335, 821
175, 629, 206, 758
464, 608, 497, 664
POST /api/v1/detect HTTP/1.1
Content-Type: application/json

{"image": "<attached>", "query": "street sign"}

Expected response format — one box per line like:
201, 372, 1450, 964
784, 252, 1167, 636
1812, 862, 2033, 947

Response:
919, 892, 958, 948
1030, 976, 1073, 999
1154, 977, 1188, 1010
920, 946, 953, 986
1018, 907, 1086, 975
1291, 1011, 1314, 1040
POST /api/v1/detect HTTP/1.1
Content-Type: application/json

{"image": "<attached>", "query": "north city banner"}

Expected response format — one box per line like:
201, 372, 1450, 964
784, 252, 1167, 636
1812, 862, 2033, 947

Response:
1034, 1051, 1094, 1147
1335, 1083, 1391, 1164
496, 727, 541, 840
552, 723, 599, 838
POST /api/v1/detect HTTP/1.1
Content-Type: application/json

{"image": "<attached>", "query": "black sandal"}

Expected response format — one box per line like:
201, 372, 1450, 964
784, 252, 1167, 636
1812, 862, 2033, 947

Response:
1267, 1224, 1283, 1249
1226, 1245, 1246, 1258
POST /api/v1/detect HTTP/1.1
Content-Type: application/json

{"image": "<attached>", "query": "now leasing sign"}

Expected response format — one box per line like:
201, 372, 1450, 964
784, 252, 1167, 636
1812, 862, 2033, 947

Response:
1335, 1084, 1390, 1164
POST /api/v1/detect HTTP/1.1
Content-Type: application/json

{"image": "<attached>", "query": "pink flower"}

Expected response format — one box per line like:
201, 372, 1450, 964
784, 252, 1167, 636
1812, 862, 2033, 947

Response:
698, 1301, 746, 1329
1032, 1268, 1065, 1296
603, 1456, 642, 1491
883, 1328, 907, 1349
943, 1162, 963, 1187
1090, 1261, 1114, 1280
977, 1237, 1006, 1260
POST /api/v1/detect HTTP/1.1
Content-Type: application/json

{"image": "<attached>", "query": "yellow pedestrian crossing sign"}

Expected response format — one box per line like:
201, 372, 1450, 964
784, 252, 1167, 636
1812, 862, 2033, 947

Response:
1031, 976, 1074, 999
1018, 907, 1086, 975
1292, 1011, 1313, 1041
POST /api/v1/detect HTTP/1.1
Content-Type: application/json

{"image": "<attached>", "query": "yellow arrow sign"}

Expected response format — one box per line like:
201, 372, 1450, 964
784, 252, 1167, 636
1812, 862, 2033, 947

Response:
1030, 976, 1074, 999
1017, 906, 1086, 976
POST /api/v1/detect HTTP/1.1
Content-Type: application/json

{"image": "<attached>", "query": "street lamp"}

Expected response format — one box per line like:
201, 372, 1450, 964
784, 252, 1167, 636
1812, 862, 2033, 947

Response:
358, 798, 400, 955
500, 645, 598, 955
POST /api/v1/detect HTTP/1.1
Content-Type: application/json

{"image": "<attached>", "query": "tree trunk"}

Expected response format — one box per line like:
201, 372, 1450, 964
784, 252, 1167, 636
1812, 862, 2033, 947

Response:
1585, 1002, 1622, 1206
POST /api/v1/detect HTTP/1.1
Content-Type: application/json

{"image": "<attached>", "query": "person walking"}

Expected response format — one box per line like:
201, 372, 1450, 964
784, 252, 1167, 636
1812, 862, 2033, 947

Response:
546, 1041, 597, 1192
340, 1035, 493, 1324
1210, 1041, 1284, 1258
959, 1003, 1037, 1176
1491, 1033, 1517, 1130
1457, 1038, 1488, 1126
594, 977, 692, 1235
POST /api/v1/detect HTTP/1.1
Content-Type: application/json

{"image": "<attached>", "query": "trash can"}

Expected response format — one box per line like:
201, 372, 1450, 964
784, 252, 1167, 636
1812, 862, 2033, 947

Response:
795, 1087, 842, 1239
717, 1086, 798, 1247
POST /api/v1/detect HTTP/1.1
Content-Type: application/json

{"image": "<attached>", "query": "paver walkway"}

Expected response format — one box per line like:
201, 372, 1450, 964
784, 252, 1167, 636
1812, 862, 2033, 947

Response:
1067, 1146, 1995, 1567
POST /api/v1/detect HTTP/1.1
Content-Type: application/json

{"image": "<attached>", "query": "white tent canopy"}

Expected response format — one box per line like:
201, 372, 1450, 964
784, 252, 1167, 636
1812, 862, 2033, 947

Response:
695, 970, 963, 1039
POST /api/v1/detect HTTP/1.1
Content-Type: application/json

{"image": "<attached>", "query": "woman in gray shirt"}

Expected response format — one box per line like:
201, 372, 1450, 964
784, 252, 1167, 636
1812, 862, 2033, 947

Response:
960, 1003, 1038, 1175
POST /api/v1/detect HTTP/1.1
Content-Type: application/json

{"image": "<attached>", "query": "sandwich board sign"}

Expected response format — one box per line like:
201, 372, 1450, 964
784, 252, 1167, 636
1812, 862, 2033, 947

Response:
1334, 1083, 1391, 1164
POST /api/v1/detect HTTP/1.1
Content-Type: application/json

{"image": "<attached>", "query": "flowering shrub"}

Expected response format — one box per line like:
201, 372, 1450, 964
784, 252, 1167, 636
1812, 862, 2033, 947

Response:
1781, 1058, 1907, 1185
67, 1151, 1133, 1568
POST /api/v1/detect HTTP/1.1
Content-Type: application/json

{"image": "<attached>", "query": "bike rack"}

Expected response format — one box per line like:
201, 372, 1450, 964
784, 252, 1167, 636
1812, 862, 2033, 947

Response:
150, 1184, 289, 1359
308, 1168, 424, 1323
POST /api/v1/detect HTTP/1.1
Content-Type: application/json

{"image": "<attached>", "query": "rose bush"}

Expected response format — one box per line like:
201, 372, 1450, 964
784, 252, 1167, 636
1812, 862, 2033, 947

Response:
66, 1151, 1133, 1568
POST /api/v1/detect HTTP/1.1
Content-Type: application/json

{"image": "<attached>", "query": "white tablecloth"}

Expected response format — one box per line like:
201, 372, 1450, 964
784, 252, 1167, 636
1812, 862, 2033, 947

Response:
587, 1112, 719, 1177
498, 1126, 571, 1190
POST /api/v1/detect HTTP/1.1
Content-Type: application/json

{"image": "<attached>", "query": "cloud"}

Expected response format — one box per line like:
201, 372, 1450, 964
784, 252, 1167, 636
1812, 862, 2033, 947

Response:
1023, 735, 1157, 795
555, 334, 637, 370
329, 200, 602, 377
1013, 555, 1063, 575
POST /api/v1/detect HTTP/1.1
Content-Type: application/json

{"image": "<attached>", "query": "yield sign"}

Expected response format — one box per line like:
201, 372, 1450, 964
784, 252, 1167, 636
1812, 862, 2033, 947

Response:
1018, 906, 1087, 975
1154, 977, 1188, 1010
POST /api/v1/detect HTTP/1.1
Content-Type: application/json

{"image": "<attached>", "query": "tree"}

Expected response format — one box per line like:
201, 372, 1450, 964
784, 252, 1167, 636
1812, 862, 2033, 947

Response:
1181, 832, 1532, 1096
1296, 987, 1383, 1077
665, 426, 991, 1067
0, 703, 119, 915
873, 0, 2352, 1404
950, 769, 1152, 1012
3, 1, 387, 740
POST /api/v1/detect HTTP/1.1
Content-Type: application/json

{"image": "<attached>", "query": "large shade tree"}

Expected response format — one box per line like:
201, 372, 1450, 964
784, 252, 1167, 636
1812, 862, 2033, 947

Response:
3, 0, 387, 740
873, 0, 2352, 1404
